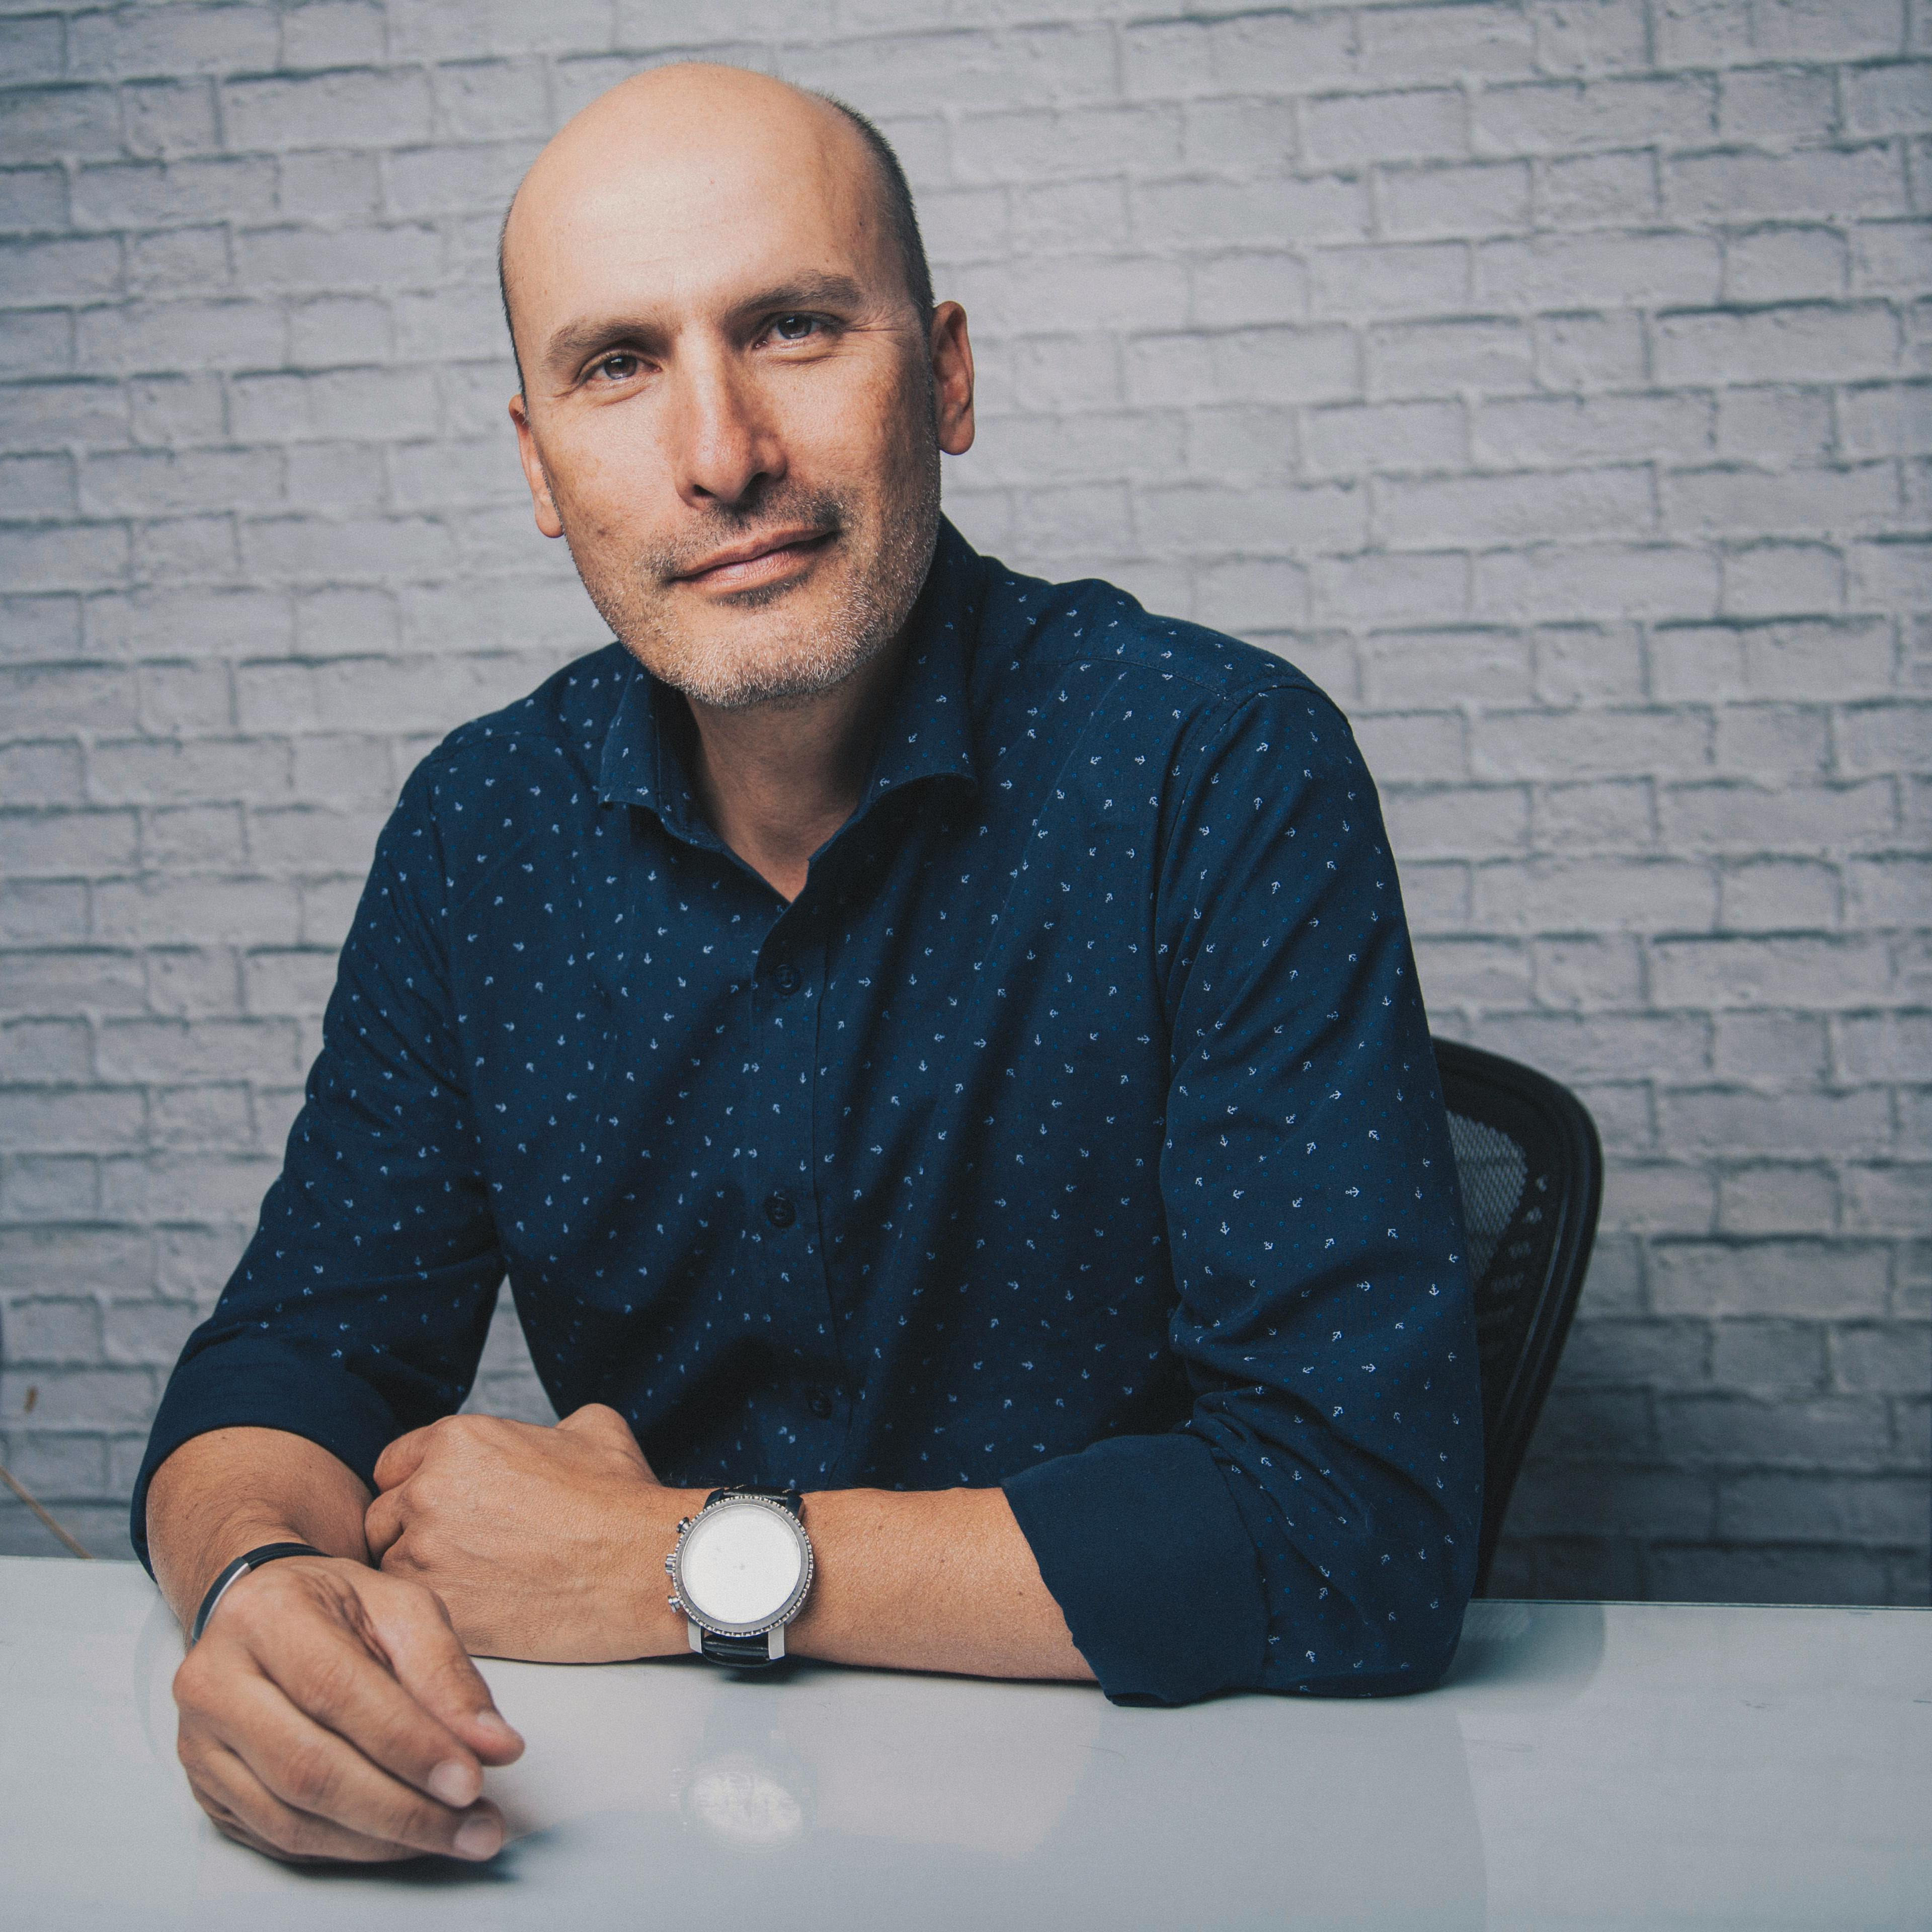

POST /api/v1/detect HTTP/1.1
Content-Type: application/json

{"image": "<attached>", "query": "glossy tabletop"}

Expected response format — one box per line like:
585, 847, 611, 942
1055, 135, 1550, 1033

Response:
1, 1556, 1926, 1930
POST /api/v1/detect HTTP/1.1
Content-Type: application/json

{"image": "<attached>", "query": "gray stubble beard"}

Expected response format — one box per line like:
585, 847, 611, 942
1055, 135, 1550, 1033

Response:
566, 429, 944, 715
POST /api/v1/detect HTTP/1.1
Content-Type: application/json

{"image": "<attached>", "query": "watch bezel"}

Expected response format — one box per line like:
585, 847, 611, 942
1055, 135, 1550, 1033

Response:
668, 1492, 814, 1639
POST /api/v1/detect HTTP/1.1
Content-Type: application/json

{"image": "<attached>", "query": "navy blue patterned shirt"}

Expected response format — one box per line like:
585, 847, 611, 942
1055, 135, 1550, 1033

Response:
135, 522, 1481, 1707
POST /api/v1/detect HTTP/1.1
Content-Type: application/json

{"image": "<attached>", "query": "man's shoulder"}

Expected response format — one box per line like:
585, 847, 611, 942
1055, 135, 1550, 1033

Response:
417, 640, 635, 792
970, 545, 1330, 719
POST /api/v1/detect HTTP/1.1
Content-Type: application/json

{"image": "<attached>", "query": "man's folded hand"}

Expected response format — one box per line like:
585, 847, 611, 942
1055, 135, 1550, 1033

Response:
366, 1404, 701, 1662
173, 1555, 524, 1865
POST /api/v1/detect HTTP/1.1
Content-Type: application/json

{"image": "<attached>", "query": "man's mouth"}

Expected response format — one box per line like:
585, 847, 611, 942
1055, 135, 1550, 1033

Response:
673, 527, 837, 592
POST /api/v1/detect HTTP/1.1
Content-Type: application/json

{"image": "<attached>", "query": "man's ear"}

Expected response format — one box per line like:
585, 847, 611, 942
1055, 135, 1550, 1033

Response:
509, 392, 566, 538
931, 301, 975, 458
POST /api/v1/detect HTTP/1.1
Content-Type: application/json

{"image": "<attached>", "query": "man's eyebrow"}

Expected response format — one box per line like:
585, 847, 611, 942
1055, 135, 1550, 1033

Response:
730, 272, 869, 315
542, 274, 874, 371
543, 314, 662, 371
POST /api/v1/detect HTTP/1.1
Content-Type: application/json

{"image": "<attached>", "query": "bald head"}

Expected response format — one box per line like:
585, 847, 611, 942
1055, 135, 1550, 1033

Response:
496, 59, 975, 716
499, 64, 932, 393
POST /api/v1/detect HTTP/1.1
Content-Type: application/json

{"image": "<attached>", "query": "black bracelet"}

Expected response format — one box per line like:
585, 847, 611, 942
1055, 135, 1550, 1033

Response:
190, 1542, 325, 1645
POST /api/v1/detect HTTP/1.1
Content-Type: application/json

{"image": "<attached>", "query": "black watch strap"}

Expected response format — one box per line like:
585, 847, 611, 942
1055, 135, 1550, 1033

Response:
700, 1630, 784, 1667
703, 1485, 803, 1517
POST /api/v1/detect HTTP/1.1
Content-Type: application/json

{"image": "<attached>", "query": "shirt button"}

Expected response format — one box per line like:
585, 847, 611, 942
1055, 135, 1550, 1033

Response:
773, 962, 802, 995
807, 1391, 834, 1419
763, 1190, 796, 1230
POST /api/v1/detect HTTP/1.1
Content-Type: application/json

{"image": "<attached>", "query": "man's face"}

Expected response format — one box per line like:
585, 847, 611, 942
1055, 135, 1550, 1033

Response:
505, 92, 974, 711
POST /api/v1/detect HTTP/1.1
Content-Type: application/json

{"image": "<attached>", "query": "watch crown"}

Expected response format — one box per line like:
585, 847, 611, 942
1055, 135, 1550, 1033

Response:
664, 1553, 675, 1571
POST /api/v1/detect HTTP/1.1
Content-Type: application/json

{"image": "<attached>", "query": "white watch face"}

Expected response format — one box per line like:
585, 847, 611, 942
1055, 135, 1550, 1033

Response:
678, 1502, 807, 1631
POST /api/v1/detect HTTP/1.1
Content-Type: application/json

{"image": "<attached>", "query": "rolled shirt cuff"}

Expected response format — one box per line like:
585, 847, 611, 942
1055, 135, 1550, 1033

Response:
1003, 1430, 1267, 1707
129, 1338, 400, 1575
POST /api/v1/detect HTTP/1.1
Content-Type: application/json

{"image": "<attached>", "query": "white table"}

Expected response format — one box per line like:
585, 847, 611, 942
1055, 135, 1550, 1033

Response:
2, 1556, 1926, 1930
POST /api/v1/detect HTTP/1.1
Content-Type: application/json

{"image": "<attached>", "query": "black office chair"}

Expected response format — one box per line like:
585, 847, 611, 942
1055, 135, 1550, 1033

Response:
1433, 1036, 1603, 1596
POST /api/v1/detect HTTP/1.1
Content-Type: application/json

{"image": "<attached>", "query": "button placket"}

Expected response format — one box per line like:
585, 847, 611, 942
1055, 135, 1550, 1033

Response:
746, 921, 848, 1452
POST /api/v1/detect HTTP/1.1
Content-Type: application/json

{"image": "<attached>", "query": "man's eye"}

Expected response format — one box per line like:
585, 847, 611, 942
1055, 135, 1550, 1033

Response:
771, 314, 819, 342
593, 353, 640, 381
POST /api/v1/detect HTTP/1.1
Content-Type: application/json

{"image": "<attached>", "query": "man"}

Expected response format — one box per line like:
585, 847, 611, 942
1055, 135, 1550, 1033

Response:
138, 64, 1481, 1866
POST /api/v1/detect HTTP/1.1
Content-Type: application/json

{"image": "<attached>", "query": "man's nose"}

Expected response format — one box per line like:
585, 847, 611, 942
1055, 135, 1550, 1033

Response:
668, 349, 782, 508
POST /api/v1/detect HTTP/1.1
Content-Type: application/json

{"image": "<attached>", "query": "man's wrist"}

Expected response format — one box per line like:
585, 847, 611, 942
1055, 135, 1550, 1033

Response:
146, 1429, 378, 1634
191, 1543, 332, 1644
180, 1538, 357, 1644
193, 1523, 340, 1597
634, 1487, 711, 1656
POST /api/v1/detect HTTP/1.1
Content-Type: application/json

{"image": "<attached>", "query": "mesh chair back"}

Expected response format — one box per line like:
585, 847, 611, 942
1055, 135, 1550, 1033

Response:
1433, 1037, 1604, 1595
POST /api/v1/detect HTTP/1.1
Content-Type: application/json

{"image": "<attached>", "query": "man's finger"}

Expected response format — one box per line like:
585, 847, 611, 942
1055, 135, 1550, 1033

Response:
190, 1749, 417, 1866
363, 1486, 404, 1563
215, 1676, 502, 1859
557, 1402, 656, 1476
372, 1424, 434, 1494
556, 1402, 627, 1435
252, 1609, 491, 1807
190, 1735, 501, 1865
365, 1580, 525, 1765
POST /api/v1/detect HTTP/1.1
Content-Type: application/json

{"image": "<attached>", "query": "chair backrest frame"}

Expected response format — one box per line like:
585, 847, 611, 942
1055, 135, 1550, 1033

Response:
1433, 1036, 1604, 1596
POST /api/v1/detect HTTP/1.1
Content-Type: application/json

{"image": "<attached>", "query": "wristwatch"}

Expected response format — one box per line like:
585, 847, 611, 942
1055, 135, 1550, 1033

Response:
666, 1487, 814, 1667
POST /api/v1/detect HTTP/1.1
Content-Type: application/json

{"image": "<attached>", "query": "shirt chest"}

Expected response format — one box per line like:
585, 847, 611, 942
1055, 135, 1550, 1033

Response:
429, 756, 1193, 1477
447, 707, 1186, 1210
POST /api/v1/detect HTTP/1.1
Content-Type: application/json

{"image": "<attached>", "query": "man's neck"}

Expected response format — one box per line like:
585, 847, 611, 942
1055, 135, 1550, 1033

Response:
683, 638, 907, 902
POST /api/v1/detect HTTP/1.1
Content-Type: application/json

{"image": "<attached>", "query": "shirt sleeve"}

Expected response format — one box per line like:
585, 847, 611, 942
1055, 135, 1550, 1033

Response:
1004, 682, 1483, 1706
130, 758, 504, 1571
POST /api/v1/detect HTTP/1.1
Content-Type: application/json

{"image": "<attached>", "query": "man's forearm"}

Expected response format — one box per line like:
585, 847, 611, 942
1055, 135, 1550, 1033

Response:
788, 1485, 1093, 1682
363, 1408, 1096, 1682
146, 1428, 374, 1630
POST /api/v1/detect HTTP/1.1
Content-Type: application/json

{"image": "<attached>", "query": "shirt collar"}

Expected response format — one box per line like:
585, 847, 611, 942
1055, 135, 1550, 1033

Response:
855, 517, 979, 808
597, 518, 981, 840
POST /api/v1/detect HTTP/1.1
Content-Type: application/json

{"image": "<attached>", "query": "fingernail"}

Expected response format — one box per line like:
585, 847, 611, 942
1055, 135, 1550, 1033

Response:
475, 1709, 521, 1746
428, 1760, 480, 1808
455, 1816, 501, 1860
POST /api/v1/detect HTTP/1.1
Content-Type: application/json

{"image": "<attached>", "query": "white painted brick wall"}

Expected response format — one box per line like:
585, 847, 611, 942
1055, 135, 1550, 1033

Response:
1, 0, 1926, 1601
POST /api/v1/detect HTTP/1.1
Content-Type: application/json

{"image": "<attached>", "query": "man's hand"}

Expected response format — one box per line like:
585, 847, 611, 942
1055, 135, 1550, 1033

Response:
366, 1404, 703, 1662
173, 1555, 524, 1865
